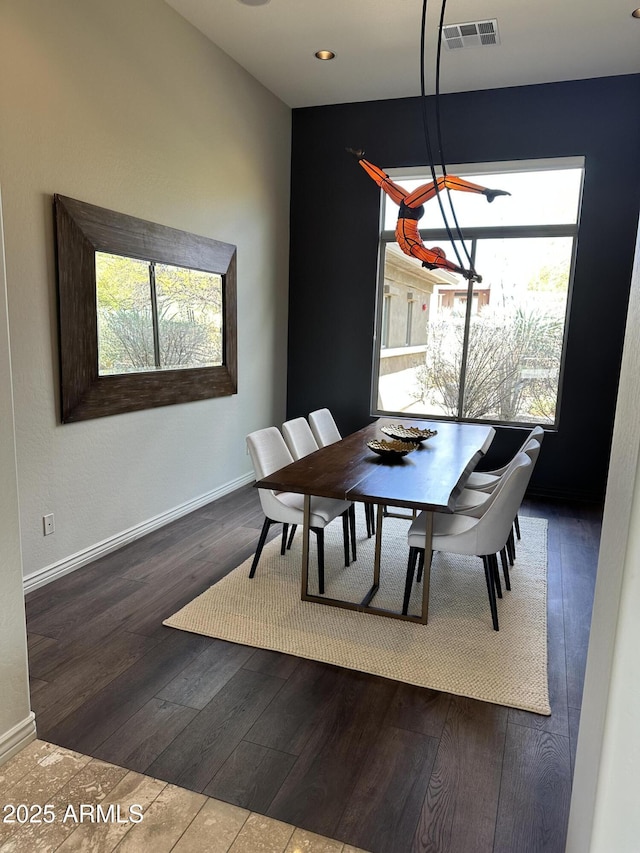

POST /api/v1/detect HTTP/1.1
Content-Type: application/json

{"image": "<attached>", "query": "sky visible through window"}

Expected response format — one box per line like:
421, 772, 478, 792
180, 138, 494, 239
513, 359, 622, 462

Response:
382, 168, 583, 230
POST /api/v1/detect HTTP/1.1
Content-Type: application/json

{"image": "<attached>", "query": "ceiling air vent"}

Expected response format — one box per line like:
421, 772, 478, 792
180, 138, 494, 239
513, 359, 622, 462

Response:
442, 19, 500, 50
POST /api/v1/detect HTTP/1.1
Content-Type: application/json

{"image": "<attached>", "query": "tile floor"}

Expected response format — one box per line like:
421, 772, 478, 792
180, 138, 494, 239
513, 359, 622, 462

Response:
0, 740, 370, 852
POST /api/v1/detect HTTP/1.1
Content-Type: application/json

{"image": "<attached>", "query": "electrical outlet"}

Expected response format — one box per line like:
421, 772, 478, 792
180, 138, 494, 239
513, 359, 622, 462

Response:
43, 513, 55, 536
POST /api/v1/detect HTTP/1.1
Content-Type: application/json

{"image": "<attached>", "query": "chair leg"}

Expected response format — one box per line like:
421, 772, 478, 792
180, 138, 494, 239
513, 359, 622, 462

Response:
416, 550, 427, 583
403, 547, 420, 615
489, 553, 502, 599
287, 524, 297, 549
506, 529, 515, 565
365, 503, 375, 538
482, 554, 501, 600
482, 556, 500, 631
314, 528, 325, 594
498, 549, 511, 591
349, 504, 357, 561
500, 546, 508, 575
342, 512, 350, 567
281, 523, 289, 555
514, 513, 521, 540
249, 517, 273, 578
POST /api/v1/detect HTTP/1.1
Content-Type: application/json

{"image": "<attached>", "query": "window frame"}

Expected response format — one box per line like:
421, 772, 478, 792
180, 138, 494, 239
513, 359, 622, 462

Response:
370, 158, 583, 429
54, 195, 237, 423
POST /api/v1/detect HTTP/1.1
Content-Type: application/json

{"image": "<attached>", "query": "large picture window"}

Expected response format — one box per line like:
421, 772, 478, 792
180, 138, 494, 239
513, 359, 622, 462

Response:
372, 159, 583, 427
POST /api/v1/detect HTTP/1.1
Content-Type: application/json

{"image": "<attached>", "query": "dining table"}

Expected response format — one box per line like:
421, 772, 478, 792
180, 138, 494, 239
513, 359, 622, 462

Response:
254, 418, 495, 624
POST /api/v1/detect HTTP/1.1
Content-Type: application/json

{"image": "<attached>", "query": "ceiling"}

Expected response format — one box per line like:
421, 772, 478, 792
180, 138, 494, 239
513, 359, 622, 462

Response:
164, 0, 640, 108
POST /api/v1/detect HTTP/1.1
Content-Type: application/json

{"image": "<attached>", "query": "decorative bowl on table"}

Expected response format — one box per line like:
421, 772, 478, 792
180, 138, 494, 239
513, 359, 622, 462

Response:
380, 424, 438, 443
366, 439, 417, 458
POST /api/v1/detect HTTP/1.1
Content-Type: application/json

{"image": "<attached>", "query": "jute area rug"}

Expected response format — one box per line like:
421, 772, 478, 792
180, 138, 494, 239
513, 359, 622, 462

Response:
164, 511, 550, 715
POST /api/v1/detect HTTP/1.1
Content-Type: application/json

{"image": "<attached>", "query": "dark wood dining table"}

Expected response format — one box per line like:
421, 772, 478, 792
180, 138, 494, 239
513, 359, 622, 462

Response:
255, 418, 495, 624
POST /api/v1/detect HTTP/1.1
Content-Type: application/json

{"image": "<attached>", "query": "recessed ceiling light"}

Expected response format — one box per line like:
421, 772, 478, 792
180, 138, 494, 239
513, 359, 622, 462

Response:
315, 50, 336, 60
237, 0, 270, 5
632, 7, 640, 16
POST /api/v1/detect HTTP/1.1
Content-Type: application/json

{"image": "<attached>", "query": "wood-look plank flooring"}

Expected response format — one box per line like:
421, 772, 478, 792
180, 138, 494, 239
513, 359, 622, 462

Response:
26, 486, 602, 853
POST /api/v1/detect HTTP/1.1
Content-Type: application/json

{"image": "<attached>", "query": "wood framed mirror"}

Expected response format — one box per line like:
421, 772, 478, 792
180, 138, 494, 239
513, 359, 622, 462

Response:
54, 195, 237, 422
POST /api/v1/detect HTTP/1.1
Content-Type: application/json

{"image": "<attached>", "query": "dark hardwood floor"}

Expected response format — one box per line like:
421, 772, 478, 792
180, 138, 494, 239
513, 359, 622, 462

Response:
26, 486, 602, 853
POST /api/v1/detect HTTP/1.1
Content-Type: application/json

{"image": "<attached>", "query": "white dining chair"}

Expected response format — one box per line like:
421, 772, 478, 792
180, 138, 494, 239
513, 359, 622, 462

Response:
480, 426, 497, 455
308, 408, 342, 447
308, 408, 375, 538
465, 425, 544, 492
466, 425, 543, 560
246, 427, 353, 593
282, 416, 321, 460
454, 438, 541, 518
403, 453, 534, 630
282, 417, 356, 561
456, 438, 541, 576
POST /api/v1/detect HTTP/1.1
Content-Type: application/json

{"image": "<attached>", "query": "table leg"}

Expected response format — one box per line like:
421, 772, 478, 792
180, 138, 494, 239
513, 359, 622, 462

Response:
373, 504, 384, 588
300, 496, 432, 624
301, 494, 311, 599
420, 510, 433, 624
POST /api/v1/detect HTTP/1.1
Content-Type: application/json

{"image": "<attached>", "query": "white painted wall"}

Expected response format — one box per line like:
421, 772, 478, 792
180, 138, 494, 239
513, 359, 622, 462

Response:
566, 217, 640, 850
0, 0, 291, 579
0, 187, 34, 761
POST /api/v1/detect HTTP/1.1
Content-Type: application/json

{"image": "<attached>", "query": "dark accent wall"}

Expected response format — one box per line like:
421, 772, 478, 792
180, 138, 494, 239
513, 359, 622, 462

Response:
287, 75, 640, 502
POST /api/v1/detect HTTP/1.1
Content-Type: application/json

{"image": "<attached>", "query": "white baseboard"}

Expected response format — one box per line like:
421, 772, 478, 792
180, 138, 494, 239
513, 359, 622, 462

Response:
0, 713, 37, 766
23, 472, 255, 594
